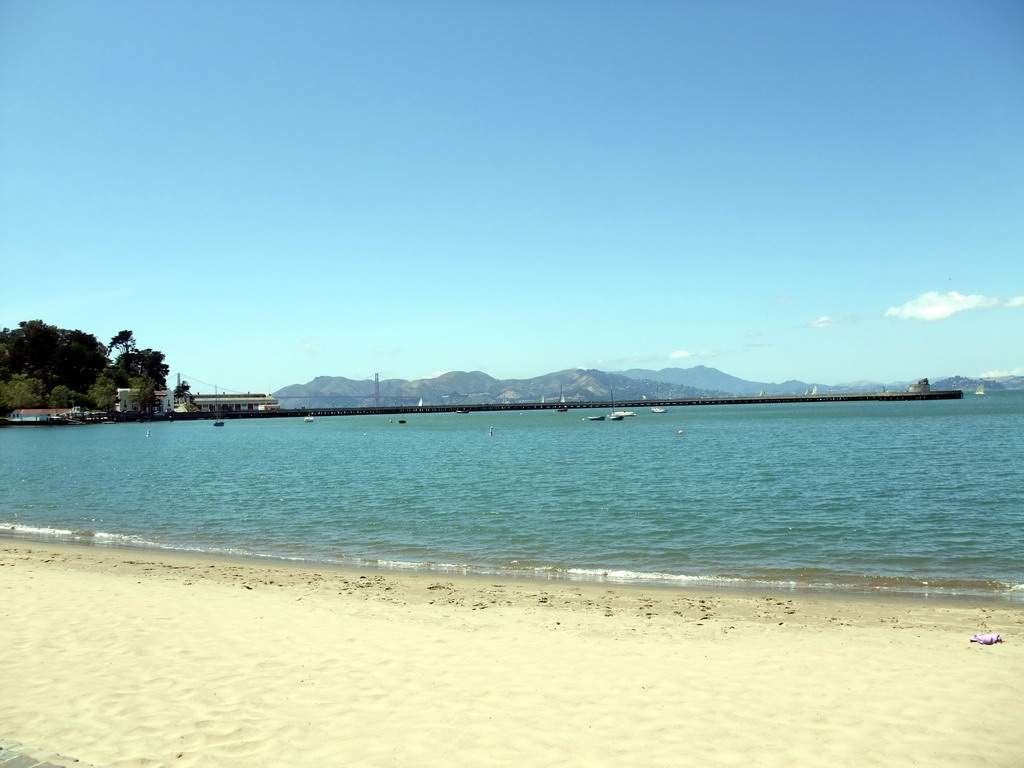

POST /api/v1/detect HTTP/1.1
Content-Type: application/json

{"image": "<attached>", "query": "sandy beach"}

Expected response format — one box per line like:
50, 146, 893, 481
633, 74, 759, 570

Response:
2, 541, 1021, 767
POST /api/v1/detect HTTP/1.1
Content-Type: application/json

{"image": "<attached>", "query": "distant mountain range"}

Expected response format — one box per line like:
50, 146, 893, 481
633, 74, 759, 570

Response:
273, 366, 1021, 408
619, 367, 1023, 395
273, 368, 715, 409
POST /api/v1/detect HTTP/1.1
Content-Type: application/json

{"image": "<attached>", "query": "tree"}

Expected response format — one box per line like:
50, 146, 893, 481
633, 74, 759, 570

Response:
54, 329, 107, 393
0, 321, 172, 413
108, 330, 137, 361
87, 374, 119, 412
48, 384, 81, 409
1, 320, 60, 386
174, 379, 192, 400
134, 349, 169, 389
0, 374, 46, 410
107, 331, 168, 389
129, 376, 158, 413
0, 321, 106, 392
108, 330, 137, 381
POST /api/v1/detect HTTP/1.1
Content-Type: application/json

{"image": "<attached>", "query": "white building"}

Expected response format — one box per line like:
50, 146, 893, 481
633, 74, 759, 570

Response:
187, 393, 279, 413
7, 408, 74, 422
115, 388, 174, 413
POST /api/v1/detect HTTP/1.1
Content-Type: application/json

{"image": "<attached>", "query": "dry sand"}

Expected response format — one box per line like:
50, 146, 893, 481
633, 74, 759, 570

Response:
2, 541, 1022, 767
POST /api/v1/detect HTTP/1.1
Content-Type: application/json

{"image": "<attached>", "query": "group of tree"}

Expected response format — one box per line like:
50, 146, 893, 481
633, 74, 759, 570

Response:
0, 320, 177, 413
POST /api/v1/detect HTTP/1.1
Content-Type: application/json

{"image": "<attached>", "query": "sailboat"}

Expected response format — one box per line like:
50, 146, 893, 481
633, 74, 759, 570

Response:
609, 388, 636, 419
556, 385, 568, 412
606, 388, 628, 420
213, 388, 224, 426
975, 382, 986, 395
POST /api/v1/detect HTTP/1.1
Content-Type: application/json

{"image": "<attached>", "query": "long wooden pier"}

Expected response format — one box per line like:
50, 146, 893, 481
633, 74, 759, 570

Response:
180, 389, 963, 421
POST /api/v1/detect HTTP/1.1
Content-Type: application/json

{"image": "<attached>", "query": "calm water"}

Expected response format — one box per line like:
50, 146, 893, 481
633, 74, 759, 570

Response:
3, 392, 1023, 600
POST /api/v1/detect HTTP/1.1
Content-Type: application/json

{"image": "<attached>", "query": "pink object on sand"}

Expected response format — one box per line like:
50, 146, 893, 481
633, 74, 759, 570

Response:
970, 633, 1002, 645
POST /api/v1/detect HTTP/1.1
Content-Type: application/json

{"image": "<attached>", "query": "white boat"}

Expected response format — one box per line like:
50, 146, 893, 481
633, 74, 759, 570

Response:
606, 388, 629, 420
556, 386, 568, 411
975, 383, 986, 395
650, 407, 667, 413
304, 414, 314, 422
588, 414, 606, 421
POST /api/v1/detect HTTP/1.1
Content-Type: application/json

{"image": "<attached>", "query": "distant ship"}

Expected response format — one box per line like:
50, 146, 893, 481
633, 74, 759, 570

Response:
975, 383, 986, 395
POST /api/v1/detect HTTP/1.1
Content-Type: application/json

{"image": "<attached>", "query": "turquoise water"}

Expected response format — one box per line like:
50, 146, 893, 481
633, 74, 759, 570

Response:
3, 392, 1023, 600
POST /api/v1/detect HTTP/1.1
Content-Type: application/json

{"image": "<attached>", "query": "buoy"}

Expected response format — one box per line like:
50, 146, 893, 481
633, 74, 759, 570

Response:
677, 430, 684, 435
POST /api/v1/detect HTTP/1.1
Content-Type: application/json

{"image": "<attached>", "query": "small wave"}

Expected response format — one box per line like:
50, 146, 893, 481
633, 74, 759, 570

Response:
3, 523, 1020, 602
564, 567, 717, 585
0, 523, 147, 545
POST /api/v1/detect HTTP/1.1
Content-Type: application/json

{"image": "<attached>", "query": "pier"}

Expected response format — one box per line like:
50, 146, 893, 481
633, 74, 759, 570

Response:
166, 389, 963, 421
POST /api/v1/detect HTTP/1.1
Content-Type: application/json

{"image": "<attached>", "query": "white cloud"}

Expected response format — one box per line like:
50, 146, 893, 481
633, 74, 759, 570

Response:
884, 291, 1001, 321
295, 338, 320, 356
670, 350, 718, 359
980, 367, 1024, 378
600, 350, 718, 367
1006, 296, 1024, 307
808, 316, 834, 328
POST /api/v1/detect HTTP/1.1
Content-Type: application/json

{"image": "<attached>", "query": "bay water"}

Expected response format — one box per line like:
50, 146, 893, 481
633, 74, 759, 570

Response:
3, 392, 1022, 601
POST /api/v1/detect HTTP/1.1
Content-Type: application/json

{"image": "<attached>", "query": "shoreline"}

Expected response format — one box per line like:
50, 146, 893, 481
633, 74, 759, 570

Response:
2, 528, 1024, 606
3, 526, 1021, 604
4, 540, 1023, 767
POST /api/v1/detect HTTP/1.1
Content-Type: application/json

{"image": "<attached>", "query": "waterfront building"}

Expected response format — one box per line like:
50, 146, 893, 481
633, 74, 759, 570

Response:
116, 388, 174, 414
7, 408, 75, 422
187, 392, 280, 413
908, 378, 931, 393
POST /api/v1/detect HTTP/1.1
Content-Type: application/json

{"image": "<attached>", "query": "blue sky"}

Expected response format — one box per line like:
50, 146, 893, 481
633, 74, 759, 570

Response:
2, 0, 1021, 393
